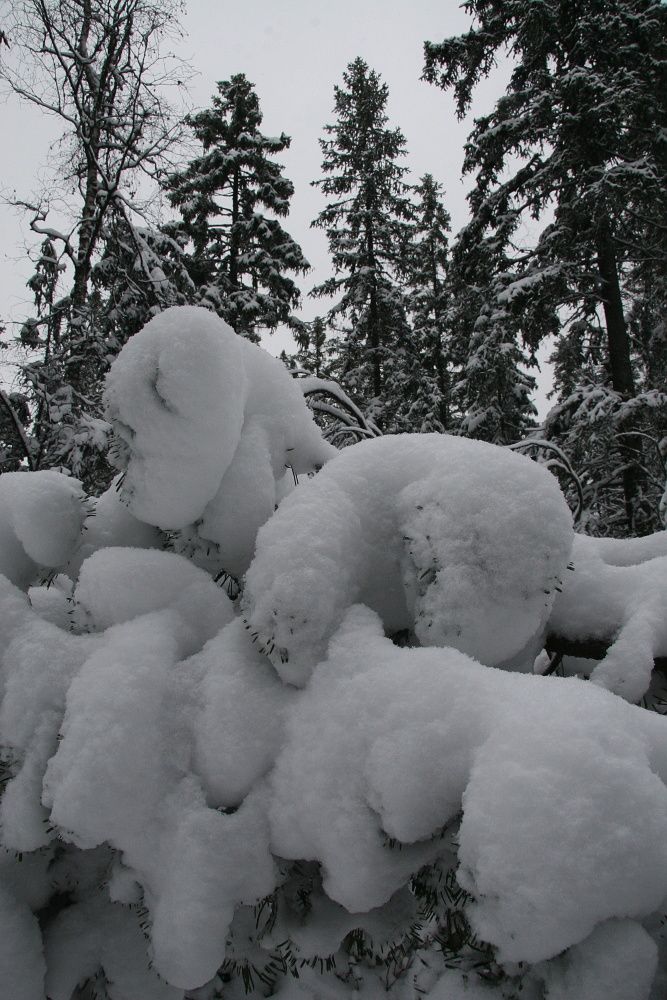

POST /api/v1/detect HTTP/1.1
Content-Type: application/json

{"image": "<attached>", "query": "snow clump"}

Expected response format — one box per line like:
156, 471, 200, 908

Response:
0, 471, 87, 588
2, 306, 667, 1000
105, 305, 334, 575
244, 433, 574, 685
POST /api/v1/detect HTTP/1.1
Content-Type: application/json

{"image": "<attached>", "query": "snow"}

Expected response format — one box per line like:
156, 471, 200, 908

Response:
269, 605, 667, 966
549, 533, 667, 701
105, 305, 334, 575
535, 919, 658, 1000
0, 470, 87, 588
150, 780, 275, 989
0, 883, 45, 1000
191, 619, 292, 808
72, 546, 234, 653
427, 969, 504, 1000
2, 304, 667, 999
104, 305, 248, 528
244, 433, 573, 685
66, 474, 162, 577
44, 897, 182, 1000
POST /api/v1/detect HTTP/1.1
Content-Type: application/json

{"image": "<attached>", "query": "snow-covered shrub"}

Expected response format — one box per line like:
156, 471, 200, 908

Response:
1, 306, 667, 1000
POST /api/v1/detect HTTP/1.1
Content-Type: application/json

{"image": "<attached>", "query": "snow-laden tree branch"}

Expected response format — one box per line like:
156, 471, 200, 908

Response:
1, 307, 667, 1000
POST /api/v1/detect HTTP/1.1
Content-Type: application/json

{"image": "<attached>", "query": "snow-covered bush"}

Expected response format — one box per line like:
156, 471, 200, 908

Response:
1, 306, 667, 1000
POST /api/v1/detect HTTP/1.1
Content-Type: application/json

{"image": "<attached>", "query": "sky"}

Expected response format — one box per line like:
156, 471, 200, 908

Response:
0, 0, 552, 410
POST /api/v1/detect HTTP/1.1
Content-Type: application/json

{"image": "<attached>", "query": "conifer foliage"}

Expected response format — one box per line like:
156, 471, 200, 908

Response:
166, 74, 309, 341
424, 0, 667, 532
312, 58, 414, 429
395, 173, 453, 433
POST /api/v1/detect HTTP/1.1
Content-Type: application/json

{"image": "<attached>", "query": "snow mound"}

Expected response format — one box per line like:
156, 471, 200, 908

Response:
0, 471, 87, 589
269, 606, 667, 963
44, 897, 181, 1000
190, 618, 293, 808
244, 434, 574, 684
549, 532, 667, 701
72, 546, 234, 653
66, 475, 162, 578
105, 306, 334, 575
104, 305, 247, 527
0, 883, 45, 1000
535, 919, 658, 1000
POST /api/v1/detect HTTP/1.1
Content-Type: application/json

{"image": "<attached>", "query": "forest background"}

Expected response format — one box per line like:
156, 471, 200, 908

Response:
0, 0, 665, 537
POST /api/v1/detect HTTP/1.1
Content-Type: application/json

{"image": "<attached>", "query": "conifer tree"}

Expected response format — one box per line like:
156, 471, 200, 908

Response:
293, 316, 330, 378
453, 282, 538, 444
0, 388, 31, 473
393, 174, 453, 433
424, 0, 667, 533
312, 58, 414, 428
166, 74, 309, 342
91, 210, 194, 347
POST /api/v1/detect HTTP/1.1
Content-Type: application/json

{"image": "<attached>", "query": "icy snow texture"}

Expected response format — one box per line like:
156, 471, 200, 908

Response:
0, 576, 96, 852
269, 606, 667, 963
38, 604, 274, 988
244, 434, 573, 684
0, 551, 276, 990
0, 470, 86, 588
550, 532, 667, 700
105, 305, 334, 575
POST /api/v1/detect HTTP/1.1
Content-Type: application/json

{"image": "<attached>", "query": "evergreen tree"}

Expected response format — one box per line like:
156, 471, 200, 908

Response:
166, 74, 309, 342
453, 286, 538, 444
0, 389, 31, 472
312, 58, 414, 428
394, 174, 453, 433
293, 316, 331, 378
424, 0, 667, 533
91, 210, 195, 348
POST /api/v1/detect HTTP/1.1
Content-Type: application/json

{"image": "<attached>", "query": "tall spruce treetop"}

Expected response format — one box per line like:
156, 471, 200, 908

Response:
312, 58, 413, 427
166, 74, 309, 341
424, 0, 667, 531
394, 173, 453, 433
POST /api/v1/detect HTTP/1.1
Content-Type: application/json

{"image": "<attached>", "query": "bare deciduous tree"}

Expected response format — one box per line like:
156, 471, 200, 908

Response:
0, 0, 189, 485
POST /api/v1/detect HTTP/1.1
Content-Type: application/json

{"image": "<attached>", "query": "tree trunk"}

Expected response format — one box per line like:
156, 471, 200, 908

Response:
365, 215, 382, 405
595, 218, 643, 533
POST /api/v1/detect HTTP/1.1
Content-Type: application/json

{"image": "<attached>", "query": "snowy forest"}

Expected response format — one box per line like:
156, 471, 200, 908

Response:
0, 1, 666, 999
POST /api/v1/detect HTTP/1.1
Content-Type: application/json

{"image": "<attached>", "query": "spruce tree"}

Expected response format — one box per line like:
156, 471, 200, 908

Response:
424, 0, 667, 533
312, 58, 414, 428
91, 210, 195, 348
293, 316, 331, 378
394, 174, 453, 433
166, 74, 309, 342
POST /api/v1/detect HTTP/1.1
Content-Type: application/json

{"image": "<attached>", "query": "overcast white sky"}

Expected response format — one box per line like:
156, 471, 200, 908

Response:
0, 0, 552, 409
